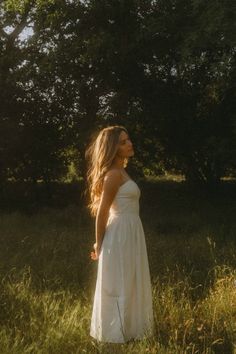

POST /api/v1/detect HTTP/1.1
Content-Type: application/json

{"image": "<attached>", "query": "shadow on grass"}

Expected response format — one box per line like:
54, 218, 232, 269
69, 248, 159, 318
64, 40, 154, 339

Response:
0, 179, 236, 296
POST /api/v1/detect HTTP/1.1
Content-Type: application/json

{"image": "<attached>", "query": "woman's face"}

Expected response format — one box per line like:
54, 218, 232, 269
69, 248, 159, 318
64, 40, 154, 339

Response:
116, 130, 134, 159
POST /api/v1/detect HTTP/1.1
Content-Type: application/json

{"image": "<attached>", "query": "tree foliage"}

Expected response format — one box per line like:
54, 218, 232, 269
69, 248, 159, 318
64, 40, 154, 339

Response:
0, 0, 235, 185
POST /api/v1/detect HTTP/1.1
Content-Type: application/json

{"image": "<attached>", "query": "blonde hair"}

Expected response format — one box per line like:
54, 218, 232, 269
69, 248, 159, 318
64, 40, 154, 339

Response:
86, 125, 128, 216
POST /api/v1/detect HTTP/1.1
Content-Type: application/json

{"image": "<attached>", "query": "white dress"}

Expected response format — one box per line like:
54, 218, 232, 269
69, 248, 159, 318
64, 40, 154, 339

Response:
90, 179, 154, 343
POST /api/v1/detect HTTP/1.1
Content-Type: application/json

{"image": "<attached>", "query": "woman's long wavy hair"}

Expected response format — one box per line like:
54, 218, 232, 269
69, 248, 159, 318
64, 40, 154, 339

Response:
86, 125, 128, 217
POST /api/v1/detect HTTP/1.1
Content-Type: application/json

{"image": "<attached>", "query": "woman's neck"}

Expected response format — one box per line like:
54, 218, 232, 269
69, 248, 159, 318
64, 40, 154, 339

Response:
111, 157, 125, 170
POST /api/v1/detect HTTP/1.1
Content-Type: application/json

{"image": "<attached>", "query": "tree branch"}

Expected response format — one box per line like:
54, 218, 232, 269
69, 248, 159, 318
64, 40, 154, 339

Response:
6, 1, 35, 44
0, 27, 8, 39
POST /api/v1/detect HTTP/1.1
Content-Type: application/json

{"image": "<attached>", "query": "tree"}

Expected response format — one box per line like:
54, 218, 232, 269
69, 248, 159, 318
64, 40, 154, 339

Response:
0, 0, 235, 186
0, 0, 72, 183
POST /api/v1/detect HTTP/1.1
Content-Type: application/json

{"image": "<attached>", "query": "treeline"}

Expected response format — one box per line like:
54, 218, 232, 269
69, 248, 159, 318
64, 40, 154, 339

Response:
0, 0, 235, 186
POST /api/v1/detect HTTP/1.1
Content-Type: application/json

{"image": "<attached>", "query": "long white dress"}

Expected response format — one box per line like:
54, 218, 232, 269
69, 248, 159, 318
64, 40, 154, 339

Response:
90, 179, 154, 343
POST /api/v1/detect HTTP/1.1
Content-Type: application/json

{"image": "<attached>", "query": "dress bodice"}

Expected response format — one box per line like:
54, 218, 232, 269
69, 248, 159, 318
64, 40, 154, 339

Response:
109, 180, 140, 216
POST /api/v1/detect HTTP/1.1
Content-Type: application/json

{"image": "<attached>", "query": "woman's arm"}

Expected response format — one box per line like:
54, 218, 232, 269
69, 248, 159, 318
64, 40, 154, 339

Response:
91, 169, 122, 260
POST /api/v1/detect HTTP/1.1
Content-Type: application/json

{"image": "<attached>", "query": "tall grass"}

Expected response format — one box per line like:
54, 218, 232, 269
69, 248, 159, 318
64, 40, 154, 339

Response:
0, 180, 236, 353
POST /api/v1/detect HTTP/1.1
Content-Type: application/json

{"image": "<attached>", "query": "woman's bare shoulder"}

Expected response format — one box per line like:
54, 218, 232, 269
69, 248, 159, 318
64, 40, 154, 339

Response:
104, 169, 122, 186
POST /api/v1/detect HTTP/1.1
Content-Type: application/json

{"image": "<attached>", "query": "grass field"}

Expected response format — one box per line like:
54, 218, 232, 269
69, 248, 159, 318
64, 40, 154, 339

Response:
0, 180, 236, 353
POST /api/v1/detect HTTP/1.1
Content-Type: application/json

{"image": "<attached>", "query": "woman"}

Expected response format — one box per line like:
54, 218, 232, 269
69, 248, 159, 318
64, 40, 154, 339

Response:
86, 125, 154, 343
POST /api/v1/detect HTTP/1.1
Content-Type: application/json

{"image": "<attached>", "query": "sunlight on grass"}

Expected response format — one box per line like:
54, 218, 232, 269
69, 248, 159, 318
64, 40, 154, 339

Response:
1, 265, 235, 353
0, 182, 236, 353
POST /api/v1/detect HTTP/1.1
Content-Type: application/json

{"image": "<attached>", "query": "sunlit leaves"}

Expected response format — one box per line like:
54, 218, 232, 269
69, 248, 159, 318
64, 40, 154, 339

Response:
4, 0, 56, 13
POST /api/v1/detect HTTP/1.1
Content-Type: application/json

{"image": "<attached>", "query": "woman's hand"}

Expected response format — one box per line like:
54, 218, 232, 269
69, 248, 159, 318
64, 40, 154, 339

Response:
90, 242, 100, 261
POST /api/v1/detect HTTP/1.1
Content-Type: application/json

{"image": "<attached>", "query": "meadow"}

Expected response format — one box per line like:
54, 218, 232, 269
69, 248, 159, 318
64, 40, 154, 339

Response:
0, 180, 236, 353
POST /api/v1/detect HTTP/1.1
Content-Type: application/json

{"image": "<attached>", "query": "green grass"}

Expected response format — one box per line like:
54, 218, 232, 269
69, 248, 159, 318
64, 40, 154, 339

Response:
0, 180, 236, 353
